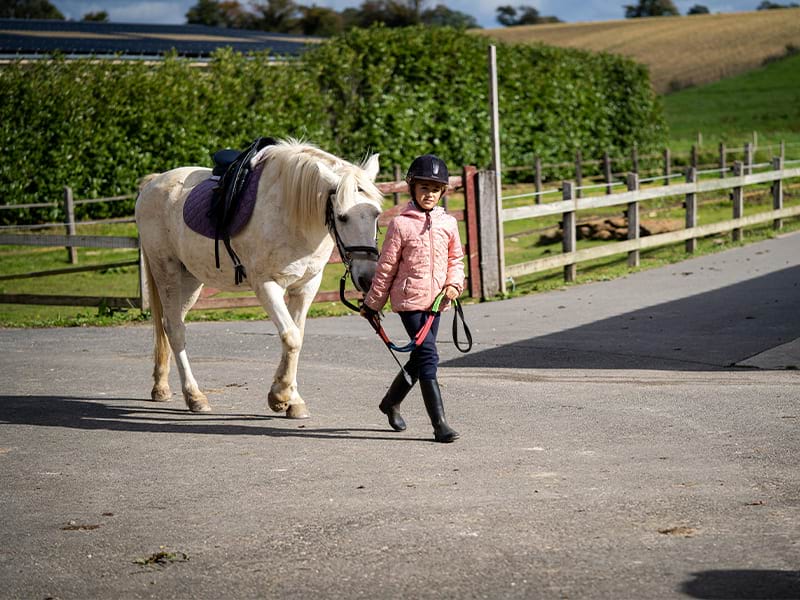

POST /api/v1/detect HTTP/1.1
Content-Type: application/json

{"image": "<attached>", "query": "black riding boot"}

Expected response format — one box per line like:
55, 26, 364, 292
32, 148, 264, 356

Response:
379, 370, 415, 431
420, 379, 459, 443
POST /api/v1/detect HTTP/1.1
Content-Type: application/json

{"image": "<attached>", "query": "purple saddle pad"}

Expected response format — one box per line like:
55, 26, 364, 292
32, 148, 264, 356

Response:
183, 163, 264, 239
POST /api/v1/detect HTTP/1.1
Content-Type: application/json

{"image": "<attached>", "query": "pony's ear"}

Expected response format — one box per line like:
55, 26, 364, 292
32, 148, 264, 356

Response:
316, 161, 339, 188
363, 154, 380, 181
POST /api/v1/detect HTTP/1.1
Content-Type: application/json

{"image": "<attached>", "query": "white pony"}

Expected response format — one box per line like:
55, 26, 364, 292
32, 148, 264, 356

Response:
135, 139, 383, 418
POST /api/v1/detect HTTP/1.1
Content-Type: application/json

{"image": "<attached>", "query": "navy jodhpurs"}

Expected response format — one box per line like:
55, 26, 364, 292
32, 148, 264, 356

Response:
399, 310, 441, 380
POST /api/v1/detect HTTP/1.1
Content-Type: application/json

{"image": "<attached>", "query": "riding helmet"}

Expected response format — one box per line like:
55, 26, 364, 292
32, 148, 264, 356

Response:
406, 154, 450, 187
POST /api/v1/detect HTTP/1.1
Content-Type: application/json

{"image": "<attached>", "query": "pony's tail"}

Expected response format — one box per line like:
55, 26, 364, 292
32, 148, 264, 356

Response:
141, 249, 171, 370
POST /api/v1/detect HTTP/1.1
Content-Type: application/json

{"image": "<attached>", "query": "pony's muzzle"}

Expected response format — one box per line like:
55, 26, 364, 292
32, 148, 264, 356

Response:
350, 257, 377, 293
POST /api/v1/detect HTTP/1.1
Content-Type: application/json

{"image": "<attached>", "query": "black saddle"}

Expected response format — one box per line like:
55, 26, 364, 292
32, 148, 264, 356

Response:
208, 136, 276, 285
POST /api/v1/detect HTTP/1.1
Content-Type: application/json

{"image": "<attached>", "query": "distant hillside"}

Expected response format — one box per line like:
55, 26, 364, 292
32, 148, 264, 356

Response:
476, 9, 800, 94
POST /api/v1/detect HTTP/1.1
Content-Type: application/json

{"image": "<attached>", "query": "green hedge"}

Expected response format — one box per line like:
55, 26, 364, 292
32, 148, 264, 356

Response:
0, 26, 666, 224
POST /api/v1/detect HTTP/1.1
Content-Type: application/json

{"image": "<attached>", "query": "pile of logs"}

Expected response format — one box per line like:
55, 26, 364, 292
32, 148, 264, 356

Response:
537, 216, 683, 245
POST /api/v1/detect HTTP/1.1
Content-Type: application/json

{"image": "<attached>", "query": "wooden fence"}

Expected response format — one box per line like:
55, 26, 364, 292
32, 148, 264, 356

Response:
476, 157, 800, 295
519, 140, 796, 200
3, 149, 799, 311
0, 171, 483, 311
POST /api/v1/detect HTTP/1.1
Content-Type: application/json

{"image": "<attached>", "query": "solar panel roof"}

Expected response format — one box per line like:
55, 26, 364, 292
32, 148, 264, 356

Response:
0, 18, 319, 58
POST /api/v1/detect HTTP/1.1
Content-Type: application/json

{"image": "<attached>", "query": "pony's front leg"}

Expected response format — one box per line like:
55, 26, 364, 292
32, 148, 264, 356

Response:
256, 279, 309, 419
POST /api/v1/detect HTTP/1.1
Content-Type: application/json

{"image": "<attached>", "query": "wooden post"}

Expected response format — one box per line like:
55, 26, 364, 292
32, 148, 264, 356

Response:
732, 161, 744, 242
631, 144, 639, 175
780, 140, 785, 160
393, 164, 401, 206
685, 167, 697, 254
772, 156, 784, 231
63, 186, 77, 264
663, 147, 671, 185
603, 151, 612, 194
487, 44, 505, 295
534, 155, 542, 202
744, 142, 753, 175
691, 145, 698, 170
138, 246, 150, 311
476, 169, 500, 299
462, 165, 482, 299
562, 181, 576, 283
626, 172, 639, 268
719, 142, 726, 178
575, 150, 583, 199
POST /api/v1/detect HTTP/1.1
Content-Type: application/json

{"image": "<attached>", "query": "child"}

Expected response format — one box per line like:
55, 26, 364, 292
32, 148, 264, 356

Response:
361, 154, 465, 443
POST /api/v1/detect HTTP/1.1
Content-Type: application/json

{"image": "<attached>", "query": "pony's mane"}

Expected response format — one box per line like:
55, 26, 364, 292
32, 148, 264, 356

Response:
252, 138, 382, 228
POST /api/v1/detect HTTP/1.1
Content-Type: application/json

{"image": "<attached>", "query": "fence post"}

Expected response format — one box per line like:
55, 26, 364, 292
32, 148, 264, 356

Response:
462, 165, 482, 299
575, 150, 583, 199
685, 167, 697, 254
719, 142, 726, 178
392, 165, 401, 206
562, 181, 576, 283
691, 145, 698, 170
603, 151, 612, 194
780, 140, 785, 161
744, 142, 753, 175
534, 155, 542, 202
626, 172, 640, 268
772, 156, 784, 231
732, 161, 744, 242
476, 169, 500, 299
63, 186, 77, 264
663, 147, 671, 184
631, 144, 639, 175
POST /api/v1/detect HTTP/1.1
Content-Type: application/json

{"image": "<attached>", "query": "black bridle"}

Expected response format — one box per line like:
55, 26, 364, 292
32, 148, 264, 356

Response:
325, 194, 379, 312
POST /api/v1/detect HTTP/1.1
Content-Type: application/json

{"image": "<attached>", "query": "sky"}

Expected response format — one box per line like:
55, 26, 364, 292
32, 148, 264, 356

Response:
50, 0, 765, 28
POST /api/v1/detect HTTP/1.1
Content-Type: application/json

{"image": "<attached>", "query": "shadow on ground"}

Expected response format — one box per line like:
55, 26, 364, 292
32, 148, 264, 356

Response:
0, 395, 428, 442
682, 569, 800, 599
443, 266, 800, 372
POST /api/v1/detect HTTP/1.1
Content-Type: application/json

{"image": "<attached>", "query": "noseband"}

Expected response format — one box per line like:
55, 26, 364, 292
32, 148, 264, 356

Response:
325, 194, 379, 312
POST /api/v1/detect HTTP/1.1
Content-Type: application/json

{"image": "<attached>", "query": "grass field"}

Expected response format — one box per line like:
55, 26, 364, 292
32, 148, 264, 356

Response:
661, 52, 800, 150
477, 9, 800, 95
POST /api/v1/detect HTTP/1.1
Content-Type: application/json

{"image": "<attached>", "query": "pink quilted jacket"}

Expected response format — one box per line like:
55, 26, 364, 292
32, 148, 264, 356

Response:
364, 201, 465, 313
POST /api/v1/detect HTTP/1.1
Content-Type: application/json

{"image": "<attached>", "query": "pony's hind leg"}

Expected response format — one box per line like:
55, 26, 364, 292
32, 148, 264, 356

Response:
152, 259, 209, 412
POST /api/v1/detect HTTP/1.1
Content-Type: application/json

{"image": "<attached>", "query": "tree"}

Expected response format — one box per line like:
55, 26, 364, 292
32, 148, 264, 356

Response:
421, 4, 478, 28
623, 0, 680, 18
0, 0, 64, 19
186, 0, 225, 26
496, 5, 560, 26
250, 0, 302, 32
297, 5, 343, 36
349, 0, 421, 28
82, 10, 109, 21
687, 4, 709, 14
757, 1, 799, 8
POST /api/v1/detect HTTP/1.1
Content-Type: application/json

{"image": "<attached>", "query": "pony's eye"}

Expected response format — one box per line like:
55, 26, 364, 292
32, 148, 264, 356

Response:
357, 187, 365, 194
337, 214, 349, 223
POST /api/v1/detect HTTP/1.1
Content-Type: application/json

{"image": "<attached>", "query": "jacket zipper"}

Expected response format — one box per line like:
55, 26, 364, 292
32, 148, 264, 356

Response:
428, 212, 435, 305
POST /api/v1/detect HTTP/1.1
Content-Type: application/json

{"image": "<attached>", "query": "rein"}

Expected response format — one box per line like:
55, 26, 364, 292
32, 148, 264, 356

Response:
357, 291, 473, 355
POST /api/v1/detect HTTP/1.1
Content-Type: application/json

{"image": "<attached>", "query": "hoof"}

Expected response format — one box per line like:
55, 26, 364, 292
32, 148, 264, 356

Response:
286, 403, 310, 419
268, 391, 289, 413
185, 391, 211, 413
150, 385, 172, 402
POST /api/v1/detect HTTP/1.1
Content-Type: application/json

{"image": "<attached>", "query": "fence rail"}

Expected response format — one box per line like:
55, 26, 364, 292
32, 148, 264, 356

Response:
490, 161, 800, 287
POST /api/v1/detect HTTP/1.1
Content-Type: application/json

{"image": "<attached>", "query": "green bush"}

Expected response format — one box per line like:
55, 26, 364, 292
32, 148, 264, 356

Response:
0, 27, 666, 224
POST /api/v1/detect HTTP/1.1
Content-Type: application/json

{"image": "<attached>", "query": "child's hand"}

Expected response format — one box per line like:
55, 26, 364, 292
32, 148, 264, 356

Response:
443, 285, 459, 301
360, 304, 380, 322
